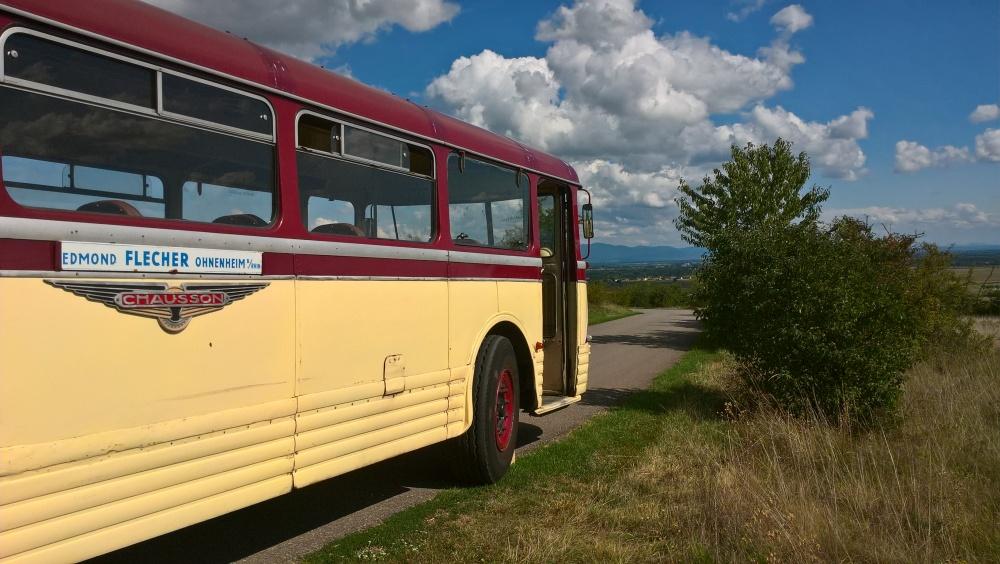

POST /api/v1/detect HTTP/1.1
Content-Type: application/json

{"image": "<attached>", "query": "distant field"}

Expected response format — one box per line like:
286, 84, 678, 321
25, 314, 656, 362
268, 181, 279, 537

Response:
952, 265, 998, 285
950, 266, 999, 297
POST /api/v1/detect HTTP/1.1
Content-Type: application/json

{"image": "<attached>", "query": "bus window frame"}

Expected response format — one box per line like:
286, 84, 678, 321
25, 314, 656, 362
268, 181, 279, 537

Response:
0, 27, 276, 142
0, 26, 282, 232
294, 108, 439, 246
294, 109, 435, 179
445, 151, 534, 255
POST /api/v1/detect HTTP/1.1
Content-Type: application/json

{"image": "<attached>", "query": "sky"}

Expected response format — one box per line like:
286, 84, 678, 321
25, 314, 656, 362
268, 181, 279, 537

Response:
147, 0, 1000, 247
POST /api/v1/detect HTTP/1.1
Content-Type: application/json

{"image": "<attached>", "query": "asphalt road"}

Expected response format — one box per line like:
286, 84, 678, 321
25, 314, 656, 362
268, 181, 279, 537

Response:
92, 309, 699, 564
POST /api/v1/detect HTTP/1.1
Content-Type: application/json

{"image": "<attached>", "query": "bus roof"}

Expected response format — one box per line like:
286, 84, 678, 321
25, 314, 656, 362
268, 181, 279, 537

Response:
0, 0, 580, 184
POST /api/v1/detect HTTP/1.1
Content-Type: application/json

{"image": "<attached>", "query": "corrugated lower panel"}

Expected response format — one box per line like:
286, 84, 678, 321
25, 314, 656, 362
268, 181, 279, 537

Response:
295, 412, 448, 469
4, 475, 290, 564
296, 399, 449, 451
0, 457, 293, 559
1, 418, 295, 505
293, 426, 447, 488
296, 384, 449, 433
0, 436, 293, 531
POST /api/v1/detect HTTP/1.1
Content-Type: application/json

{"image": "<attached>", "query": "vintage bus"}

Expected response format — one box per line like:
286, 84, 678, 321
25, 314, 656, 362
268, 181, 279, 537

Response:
0, 0, 595, 561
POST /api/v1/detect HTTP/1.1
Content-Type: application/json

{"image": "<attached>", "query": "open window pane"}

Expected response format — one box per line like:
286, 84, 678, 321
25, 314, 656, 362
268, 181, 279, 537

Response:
344, 126, 408, 168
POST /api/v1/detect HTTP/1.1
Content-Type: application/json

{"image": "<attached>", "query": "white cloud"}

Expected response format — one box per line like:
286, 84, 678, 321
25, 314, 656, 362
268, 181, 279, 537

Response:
894, 140, 973, 172
143, 0, 459, 60
829, 203, 994, 229
969, 104, 1000, 123
894, 129, 1000, 172
726, 0, 768, 22
975, 128, 1000, 162
427, 0, 868, 182
770, 4, 814, 34
576, 160, 691, 245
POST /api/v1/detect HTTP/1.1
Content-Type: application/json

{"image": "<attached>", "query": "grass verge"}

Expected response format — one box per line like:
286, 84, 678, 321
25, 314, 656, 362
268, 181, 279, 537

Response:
587, 302, 639, 325
305, 347, 999, 563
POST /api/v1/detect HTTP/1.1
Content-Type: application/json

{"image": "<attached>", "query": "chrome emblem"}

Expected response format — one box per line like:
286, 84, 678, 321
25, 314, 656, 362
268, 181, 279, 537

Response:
45, 281, 269, 333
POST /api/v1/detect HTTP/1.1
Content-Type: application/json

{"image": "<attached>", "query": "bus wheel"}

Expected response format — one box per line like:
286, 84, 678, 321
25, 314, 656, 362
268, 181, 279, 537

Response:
450, 335, 520, 484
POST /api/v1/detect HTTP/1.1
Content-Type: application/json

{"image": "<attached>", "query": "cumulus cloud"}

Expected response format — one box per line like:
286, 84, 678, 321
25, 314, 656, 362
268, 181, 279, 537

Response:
975, 128, 1000, 162
969, 104, 1000, 123
829, 203, 994, 229
427, 0, 868, 181
144, 0, 459, 60
575, 160, 692, 245
894, 140, 973, 172
770, 4, 814, 34
423, 1, 878, 244
895, 128, 1000, 172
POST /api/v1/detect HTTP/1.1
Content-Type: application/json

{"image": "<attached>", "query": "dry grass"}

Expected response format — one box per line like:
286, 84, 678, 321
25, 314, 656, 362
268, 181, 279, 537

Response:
973, 316, 1000, 349
309, 349, 1000, 563
701, 351, 1000, 562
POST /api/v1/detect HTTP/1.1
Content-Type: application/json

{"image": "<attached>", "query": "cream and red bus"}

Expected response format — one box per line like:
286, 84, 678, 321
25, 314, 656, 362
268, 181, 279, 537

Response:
0, 0, 596, 561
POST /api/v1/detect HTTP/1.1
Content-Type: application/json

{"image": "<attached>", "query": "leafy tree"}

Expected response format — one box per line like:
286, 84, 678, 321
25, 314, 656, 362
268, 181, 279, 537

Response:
674, 138, 829, 250
674, 139, 980, 421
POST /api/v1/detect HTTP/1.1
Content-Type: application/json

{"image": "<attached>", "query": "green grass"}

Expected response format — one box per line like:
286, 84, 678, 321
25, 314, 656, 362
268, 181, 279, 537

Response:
306, 345, 1000, 562
587, 302, 639, 325
304, 348, 722, 563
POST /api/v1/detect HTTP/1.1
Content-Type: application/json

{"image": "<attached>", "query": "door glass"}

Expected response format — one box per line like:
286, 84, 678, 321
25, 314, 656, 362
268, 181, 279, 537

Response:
538, 194, 557, 257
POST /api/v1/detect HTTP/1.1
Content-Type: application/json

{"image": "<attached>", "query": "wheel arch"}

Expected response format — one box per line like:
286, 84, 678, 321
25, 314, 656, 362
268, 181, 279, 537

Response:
485, 320, 537, 412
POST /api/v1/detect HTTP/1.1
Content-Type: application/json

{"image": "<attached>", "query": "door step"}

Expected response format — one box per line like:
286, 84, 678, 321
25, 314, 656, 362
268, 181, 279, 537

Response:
532, 395, 582, 416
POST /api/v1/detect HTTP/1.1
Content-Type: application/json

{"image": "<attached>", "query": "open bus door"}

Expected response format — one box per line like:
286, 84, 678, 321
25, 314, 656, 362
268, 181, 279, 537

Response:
535, 180, 587, 414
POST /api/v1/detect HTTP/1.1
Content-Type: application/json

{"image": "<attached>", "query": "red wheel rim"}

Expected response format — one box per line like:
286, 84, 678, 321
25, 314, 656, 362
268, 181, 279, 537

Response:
494, 369, 515, 451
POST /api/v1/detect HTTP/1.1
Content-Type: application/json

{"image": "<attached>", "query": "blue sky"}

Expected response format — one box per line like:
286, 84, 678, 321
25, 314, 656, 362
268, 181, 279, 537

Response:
153, 0, 999, 246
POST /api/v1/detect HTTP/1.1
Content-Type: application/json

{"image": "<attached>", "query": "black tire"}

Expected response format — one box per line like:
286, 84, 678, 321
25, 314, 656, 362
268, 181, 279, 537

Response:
448, 335, 520, 484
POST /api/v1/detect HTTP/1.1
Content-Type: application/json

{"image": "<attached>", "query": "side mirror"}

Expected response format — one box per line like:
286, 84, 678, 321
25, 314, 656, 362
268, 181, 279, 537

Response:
581, 203, 594, 240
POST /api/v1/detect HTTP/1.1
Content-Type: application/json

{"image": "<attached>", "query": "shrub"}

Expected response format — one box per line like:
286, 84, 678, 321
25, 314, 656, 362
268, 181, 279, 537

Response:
694, 218, 979, 420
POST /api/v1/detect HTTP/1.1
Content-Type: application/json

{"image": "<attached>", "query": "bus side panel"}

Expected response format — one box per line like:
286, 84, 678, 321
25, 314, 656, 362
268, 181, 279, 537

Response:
497, 280, 545, 408
575, 281, 591, 396
448, 280, 498, 433
292, 279, 450, 488
0, 277, 296, 561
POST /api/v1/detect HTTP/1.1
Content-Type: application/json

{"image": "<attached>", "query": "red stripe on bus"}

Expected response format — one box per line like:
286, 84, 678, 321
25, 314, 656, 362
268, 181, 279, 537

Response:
0, 239, 57, 270
448, 262, 541, 280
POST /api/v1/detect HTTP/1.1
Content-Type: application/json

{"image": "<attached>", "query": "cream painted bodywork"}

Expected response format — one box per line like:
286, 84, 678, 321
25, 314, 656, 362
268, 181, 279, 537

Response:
0, 275, 549, 562
575, 281, 591, 396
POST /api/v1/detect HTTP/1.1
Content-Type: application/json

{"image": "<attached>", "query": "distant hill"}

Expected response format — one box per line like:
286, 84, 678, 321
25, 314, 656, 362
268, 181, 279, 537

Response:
588, 243, 705, 264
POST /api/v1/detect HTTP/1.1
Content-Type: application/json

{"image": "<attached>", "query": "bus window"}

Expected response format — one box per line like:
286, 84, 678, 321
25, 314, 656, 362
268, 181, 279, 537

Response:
297, 151, 433, 242
307, 199, 356, 233
1, 155, 167, 218
447, 154, 529, 250
181, 181, 273, 226
0, 86, 275, 224
367, 203, 433, 242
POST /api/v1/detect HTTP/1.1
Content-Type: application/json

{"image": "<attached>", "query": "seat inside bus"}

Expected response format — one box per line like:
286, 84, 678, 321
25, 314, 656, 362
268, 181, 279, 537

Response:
76, 199, 143, 216
311, 222, 365, 237
212, 213, 268, 227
